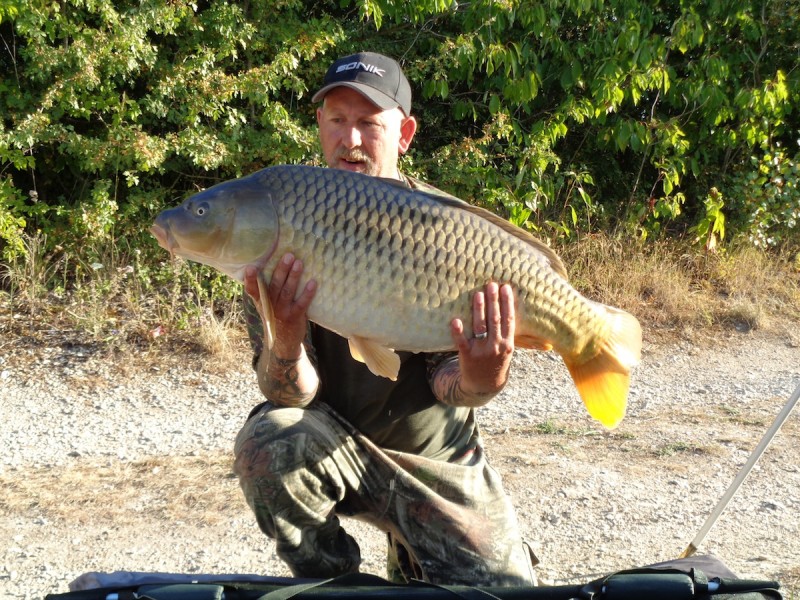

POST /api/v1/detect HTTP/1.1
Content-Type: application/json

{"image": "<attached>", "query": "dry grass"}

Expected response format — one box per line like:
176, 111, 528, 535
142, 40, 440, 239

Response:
560, 234, 800, 338
3, 232, 798, 363
0, 453, 243, 527
0, 232, 249, 370
194, 307, 249, 364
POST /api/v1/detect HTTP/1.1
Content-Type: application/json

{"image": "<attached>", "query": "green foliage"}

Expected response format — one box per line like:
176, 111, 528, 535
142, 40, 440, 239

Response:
0, 0, 23, 24
1, 0, 340, 264
0, 178, 27, 261
727, 150, 800, 248
0, 0, 798, 284
388, 0, 798, 244
689, 188, 726, 252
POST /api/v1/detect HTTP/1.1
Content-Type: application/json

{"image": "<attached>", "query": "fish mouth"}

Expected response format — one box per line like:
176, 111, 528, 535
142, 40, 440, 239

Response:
150, 223, 175, 254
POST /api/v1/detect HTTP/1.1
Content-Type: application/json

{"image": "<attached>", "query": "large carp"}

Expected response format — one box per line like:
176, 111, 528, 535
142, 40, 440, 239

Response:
151, 165, 641, 428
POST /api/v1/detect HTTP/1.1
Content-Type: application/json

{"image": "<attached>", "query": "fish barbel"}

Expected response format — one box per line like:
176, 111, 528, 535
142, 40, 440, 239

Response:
151, 165, 641, 428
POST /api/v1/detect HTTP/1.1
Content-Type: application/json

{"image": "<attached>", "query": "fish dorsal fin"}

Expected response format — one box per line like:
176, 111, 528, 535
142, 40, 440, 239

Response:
376, 176, 414, 191
603, 305, 643, 369
379, 175, 467, 203
348, 336, 401, 381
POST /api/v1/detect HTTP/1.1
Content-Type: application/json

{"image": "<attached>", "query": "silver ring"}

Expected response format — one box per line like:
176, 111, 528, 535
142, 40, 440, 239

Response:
474, 331, 488, 340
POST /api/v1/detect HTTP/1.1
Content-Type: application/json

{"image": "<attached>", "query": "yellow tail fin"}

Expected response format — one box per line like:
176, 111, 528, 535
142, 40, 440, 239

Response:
565, 306, 642, 429
565, 354, 631, 429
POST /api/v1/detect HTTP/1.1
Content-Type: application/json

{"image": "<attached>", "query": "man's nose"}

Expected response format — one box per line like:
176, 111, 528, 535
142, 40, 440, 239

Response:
340, 126, 362, 148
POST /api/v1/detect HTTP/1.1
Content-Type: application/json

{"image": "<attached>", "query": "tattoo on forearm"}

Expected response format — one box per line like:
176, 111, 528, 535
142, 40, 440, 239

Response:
433, 361, 466, 406
259, 353, 316, 407
433, 358, 495, 408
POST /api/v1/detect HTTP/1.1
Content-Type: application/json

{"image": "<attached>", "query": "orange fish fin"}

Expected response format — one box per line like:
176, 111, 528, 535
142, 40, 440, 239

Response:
515, 334, 553, 352
564, 354, 630, 429
564, 306, 642, 429
256, 273, 276, 351
348, 336, 400, 381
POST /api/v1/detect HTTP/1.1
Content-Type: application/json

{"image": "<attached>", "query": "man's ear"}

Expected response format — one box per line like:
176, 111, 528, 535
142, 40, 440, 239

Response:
398, 116, 417, 154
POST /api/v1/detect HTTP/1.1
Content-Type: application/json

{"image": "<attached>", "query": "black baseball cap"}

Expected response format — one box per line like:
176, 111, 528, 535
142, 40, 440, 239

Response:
312, 51, 412, 116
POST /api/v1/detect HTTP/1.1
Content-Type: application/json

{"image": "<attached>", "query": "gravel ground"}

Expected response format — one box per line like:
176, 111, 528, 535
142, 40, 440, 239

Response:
1, 324, 799, 599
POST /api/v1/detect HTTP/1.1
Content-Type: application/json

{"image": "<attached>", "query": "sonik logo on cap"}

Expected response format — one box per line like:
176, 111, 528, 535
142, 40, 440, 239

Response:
336, 62, 387, 77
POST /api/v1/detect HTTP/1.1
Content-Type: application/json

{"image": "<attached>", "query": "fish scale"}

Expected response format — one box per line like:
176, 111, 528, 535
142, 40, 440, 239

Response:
152, 164, 642, 428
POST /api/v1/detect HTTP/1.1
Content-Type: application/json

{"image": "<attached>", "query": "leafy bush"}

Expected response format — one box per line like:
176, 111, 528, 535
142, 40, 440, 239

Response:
1, 0, 798, 272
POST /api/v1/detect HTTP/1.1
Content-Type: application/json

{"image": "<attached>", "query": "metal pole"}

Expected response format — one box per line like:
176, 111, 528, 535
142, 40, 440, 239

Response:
679, 380, 800, 559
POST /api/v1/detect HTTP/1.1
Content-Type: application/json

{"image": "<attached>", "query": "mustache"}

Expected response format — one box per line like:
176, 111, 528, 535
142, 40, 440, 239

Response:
333, 148, 372, 164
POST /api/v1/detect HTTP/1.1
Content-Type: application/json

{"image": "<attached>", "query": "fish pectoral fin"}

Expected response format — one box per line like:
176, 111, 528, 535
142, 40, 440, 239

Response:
515, 334, 553, 352
348, 336, 401, 381
564, 353, 630, 430
256, 273, 276, 351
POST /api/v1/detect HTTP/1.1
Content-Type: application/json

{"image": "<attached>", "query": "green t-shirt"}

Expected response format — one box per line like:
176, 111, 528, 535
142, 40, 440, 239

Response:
307, 324, 478, 461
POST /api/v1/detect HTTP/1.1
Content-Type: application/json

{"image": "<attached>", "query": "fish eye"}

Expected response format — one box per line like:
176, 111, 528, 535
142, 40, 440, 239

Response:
194, 202, 210, 217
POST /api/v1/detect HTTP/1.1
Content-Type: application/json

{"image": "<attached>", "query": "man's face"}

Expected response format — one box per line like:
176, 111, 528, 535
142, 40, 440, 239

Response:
316, 87, 416, 179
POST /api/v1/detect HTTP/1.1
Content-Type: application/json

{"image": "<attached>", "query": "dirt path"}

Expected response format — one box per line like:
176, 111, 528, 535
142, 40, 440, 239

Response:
1, 326, 799, 598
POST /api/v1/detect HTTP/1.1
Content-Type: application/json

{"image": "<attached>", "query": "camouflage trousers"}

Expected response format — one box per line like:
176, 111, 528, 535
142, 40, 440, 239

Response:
233, 401, 536, 586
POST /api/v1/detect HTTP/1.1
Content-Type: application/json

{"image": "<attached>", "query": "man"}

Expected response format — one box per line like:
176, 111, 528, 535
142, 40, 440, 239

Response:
234, 51, 535, 586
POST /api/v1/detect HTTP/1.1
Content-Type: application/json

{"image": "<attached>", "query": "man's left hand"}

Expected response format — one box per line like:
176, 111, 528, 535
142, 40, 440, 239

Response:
450, 282, 516, 397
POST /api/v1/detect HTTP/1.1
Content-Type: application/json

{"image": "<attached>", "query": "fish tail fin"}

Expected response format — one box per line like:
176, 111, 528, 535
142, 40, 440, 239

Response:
564, 355, 631, 429
564, 307, 642, 429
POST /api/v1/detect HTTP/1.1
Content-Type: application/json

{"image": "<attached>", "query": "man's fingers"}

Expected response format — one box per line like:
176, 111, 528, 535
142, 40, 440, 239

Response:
293, 279, 318, 314
471, 290, 486, 337
266, 253, 318, 322
280, 257, 305, 300
450, 317, 469, 350
484, 282, 501, 338
499, 283, 515, 339
269, 253, 295, 299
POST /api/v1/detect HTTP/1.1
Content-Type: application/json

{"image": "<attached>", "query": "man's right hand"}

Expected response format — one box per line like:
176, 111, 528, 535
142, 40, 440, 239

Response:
244, 253, 317, 358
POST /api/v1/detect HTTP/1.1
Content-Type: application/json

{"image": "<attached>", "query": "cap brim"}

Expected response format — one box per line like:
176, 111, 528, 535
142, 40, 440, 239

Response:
312, 82, 401, 112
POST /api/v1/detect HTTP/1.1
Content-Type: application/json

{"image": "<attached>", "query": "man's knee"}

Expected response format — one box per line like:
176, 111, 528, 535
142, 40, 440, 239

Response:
233, 404, 343, 483
234, 406, 309, 479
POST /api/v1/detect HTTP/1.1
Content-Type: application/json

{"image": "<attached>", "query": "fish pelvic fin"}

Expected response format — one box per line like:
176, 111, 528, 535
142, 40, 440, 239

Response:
564, 306, 642, 429
515, 334, 553, 352
256, 273, 276, 351
348, 336, 401, 381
